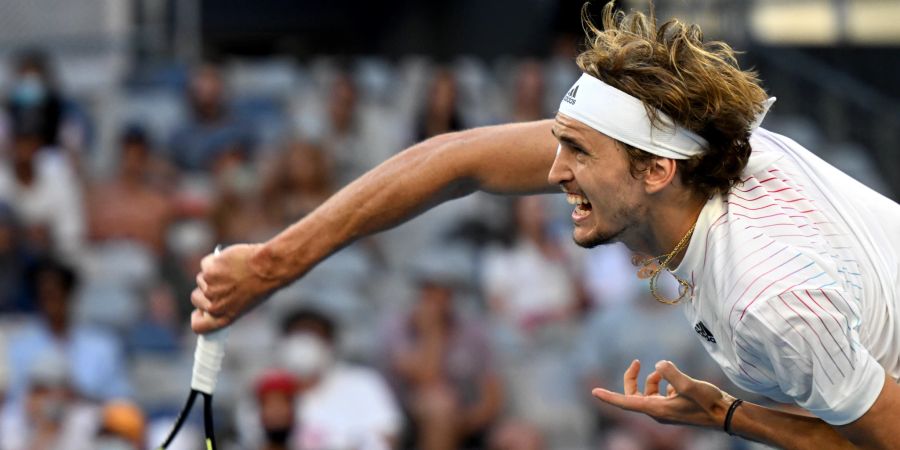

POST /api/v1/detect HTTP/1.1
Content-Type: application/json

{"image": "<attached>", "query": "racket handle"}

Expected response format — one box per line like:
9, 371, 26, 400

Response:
191, 244, 229, 395
191, 328, 229, 394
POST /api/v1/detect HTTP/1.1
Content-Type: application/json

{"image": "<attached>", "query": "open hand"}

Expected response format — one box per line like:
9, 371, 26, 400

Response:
191, 243, 282, 333
591, 359, 735, 429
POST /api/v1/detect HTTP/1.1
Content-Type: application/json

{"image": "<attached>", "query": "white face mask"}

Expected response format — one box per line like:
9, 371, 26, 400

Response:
280, 333, 333, 377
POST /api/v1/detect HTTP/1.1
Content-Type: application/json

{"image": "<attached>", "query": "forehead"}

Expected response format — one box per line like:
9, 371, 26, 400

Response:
552, 112, 591, 135
552, 112, 618, 151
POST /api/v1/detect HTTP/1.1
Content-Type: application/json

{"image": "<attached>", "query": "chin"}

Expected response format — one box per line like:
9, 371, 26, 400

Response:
572, 226, 617, 249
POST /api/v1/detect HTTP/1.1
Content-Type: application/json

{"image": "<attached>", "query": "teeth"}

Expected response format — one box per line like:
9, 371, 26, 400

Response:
566, 193, 590, 205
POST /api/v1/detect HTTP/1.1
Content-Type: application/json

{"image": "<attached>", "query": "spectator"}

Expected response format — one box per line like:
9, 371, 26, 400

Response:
1, 49, 90, 156
5, 258, 131, 404
382, 273, 503, 450
253, 369, 298, 450
480, 198, 591, 448
415, 68, 463, 141
168, 63, 255, 172
0, 120, 85, 265
482, 195, 587, 338
280, 307, 402, 450
260, 139, 334, 227
295, 68, 406, 187
0, 347, 100, 450
128, 281, 183, 355
309, 71, 383, 187
93, 400, 146, 450
0, 203, 28, 312
87, 125, 173, 255
509, 60, 547, 123
208, 150, 270, 245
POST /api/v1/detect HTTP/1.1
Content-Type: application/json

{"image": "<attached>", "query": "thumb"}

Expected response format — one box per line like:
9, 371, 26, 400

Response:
655, 360, 693, 393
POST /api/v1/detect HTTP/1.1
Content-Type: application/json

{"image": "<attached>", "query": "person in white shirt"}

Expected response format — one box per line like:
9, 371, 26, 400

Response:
279, 308, 402, 450
0, 130, 84, 265
190, 4, 899, 449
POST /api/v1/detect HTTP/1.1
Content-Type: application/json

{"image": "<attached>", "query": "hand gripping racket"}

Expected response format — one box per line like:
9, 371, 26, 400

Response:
157, 246, 229, 450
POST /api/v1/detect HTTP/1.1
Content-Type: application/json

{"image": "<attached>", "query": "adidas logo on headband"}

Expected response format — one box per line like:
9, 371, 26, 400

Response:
563, 85, 579, 105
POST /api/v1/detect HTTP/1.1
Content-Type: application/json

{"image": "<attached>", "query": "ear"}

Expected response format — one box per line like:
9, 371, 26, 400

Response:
643, 157, 678, 194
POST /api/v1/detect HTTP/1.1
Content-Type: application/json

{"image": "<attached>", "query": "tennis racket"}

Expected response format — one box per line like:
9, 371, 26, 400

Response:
157, 246, 229, 450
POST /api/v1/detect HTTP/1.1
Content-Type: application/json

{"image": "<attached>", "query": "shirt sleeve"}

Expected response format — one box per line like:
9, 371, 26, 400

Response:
733, 289, 885, 425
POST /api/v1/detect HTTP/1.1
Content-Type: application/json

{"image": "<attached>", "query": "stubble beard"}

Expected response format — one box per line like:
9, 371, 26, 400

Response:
572, 225, 621, 249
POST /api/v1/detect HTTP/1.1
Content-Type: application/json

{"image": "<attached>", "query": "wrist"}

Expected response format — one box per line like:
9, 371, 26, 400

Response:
723, 398, 744, 435
711, 393, 737, 429
250, 242, 290, 285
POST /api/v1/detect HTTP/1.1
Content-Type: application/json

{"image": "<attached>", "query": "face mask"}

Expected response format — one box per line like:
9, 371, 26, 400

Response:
12, 74, 47, 107
280, 333, 333, 377
264, 427, 292, 445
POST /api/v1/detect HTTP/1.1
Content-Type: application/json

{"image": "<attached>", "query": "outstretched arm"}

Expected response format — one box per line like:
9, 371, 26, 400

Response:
593, 360, 899, 450
191, 119, 558, 332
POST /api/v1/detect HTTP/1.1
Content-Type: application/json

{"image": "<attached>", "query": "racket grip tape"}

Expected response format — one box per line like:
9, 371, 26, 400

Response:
191, 328, 229, 394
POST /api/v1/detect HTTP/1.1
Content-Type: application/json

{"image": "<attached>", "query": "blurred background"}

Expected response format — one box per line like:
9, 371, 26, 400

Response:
0, 0, 896, 449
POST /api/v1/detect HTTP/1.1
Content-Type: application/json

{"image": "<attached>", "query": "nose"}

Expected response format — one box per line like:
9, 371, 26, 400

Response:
548, 144, 572, 186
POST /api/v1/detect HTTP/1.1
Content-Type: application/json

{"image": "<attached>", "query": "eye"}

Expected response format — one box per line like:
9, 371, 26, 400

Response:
571, 145, 589, 159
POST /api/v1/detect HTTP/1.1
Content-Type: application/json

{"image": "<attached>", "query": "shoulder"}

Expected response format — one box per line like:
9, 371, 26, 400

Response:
710, 240, 836, 323
731, 287, 857, 357
35, 149, 76, 178
331, 364, 391, 390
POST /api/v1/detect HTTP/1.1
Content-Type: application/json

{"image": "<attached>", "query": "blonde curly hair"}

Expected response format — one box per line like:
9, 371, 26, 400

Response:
576, 2, 769, 197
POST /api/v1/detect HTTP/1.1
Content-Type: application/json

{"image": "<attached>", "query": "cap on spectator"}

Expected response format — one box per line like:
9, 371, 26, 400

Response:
254, 369, 298, 400
101, 400, 146, 444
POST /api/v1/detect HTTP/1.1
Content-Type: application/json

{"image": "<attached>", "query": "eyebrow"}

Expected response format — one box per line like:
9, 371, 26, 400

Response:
551, 128, 586, 151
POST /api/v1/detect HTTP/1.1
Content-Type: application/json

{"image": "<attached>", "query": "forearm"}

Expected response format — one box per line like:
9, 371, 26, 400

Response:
253, 120, 556, 284
729, 401, 855, 450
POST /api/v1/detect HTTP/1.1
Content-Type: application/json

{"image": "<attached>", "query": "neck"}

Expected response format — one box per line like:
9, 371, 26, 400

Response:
631, 190, 705, 266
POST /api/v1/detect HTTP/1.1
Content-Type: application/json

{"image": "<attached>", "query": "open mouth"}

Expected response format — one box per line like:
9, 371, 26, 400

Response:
566, 192, 592, 220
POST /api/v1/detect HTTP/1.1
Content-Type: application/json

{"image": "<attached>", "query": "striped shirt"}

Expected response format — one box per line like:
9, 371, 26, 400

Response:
672, 127, 900, 425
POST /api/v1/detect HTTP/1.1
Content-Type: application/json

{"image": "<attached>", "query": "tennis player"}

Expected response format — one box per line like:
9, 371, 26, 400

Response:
191, 4, 900, 449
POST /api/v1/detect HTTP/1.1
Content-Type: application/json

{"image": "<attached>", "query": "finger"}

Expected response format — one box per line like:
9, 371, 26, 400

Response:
191, 287, 214, 313
592, 388, 651, 414
191, 309, 230, 334
644, 370, 662, 396
655, 360, 694, 393
667, 384, 676, 396
624, 360, 641, 395
200, 251, 217, 275
196, 273, 209, 294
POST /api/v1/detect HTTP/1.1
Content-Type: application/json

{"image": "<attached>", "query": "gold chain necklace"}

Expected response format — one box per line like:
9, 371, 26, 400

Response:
639, 222, 696, 305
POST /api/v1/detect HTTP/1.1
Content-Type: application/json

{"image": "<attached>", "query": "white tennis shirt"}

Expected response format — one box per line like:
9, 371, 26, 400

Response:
671, 127, 900, 425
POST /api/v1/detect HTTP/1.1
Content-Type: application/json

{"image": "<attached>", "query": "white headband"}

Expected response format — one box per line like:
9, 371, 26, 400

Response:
558, 73, 775, 160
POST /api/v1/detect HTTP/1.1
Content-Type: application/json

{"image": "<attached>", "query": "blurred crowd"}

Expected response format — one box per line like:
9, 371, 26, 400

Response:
0, 46, 884, 450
